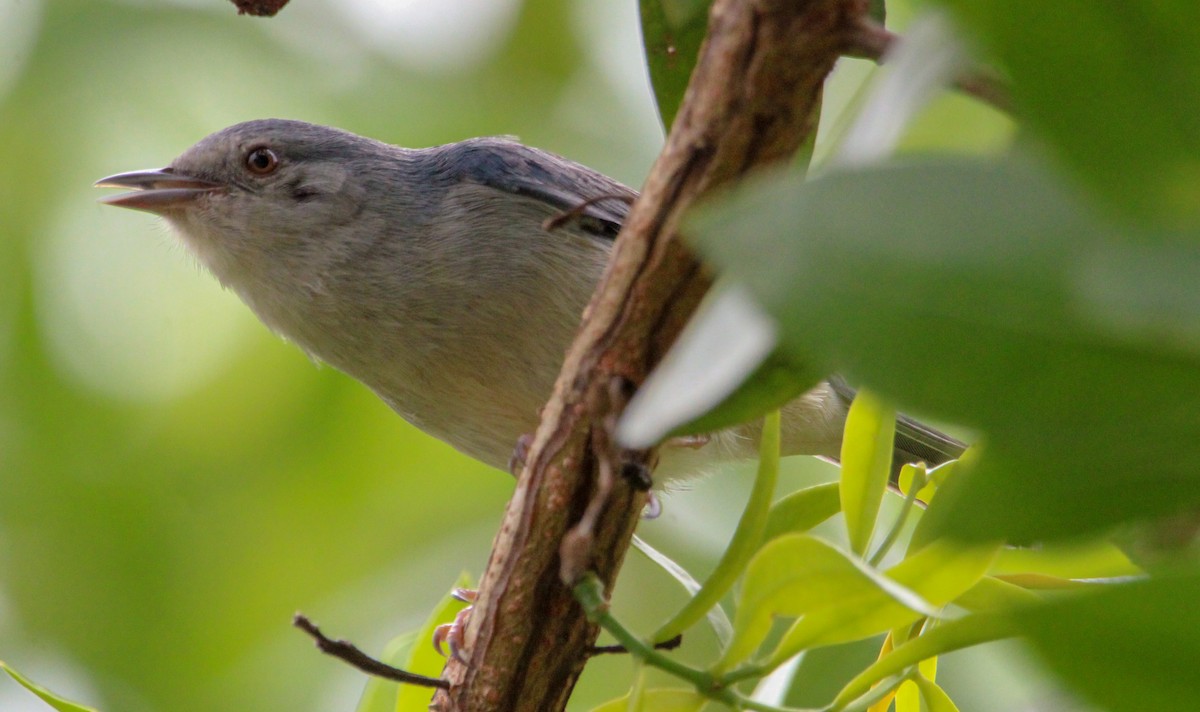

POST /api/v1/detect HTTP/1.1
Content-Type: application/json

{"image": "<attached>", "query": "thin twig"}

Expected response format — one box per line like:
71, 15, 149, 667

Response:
846, 18, 1012, 114
293, 613, 449, 689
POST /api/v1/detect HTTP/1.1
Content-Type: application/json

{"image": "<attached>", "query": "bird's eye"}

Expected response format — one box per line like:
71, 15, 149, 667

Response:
245, 147, 279, 175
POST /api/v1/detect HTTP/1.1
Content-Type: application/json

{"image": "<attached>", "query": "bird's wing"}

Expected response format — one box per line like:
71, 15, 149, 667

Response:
445, 138, 637, 241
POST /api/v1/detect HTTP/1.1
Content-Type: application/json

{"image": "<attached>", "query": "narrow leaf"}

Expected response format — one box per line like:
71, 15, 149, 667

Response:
761, 481, 841, 543
633, 535, 734, 645
655, 411, 781, 640
719, 535, 884, 670
831, 611, 1017, 710
915, 675, 960, 712
0, 661, 99, 712
638, 0, 710, 129
766, 540, 998, 668
840, 389, 896, 555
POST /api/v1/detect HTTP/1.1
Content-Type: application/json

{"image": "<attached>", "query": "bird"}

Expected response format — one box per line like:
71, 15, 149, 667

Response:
96, 119, 964, 483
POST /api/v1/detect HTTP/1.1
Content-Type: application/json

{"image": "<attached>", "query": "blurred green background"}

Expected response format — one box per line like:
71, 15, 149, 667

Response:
0, 1, 1079, 710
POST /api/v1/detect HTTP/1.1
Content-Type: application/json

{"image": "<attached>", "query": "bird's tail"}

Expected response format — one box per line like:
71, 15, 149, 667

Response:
892, 412, 966, 476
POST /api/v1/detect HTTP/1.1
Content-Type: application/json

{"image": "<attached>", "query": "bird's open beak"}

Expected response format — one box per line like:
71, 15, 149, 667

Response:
95, 168, 225, 213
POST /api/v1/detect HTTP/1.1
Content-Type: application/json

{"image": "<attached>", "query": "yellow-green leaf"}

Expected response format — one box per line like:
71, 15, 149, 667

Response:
896, 678, 921, 712
766, 540, 999, 668
762, 481, 841, 544
718, 535, 883, 670
832, 612, 1017, 711
915, 675, 960, 712
655, 411, 780, 641
0, 661, 100, 712
954, 576, 1041, 612
841, 390, 896, 555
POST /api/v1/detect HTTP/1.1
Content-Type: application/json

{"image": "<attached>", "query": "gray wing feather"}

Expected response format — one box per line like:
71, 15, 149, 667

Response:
439, 137, 636, 241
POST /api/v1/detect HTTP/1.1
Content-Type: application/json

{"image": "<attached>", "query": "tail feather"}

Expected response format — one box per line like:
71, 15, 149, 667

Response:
893, 412, 967, 474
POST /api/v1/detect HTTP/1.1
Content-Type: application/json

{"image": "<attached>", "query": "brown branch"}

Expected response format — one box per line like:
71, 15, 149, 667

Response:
433, 1, 868, 710
847, 18, 1013, 113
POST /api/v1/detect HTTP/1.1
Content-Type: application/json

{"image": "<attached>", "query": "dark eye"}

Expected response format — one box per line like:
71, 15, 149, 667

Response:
245, 147, 278, 175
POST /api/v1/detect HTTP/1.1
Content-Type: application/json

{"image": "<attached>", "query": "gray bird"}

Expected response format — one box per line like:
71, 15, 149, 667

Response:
96, 119, 962, 481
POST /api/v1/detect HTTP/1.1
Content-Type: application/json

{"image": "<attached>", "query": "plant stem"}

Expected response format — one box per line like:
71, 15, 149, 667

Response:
869, 470, 925, 567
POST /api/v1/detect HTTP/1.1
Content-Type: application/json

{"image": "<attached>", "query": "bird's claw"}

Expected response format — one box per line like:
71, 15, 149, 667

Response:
432, 588, 478, 662
666, 434, 711, 450
509, 433, 533, 476
643, 491, 662, 519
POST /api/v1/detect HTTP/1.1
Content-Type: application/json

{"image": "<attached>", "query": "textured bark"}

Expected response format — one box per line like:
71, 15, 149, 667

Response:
435, 1, 867, 709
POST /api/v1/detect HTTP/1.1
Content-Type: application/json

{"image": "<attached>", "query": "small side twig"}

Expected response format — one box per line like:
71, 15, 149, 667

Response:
846, 18, 1012, 113
589, 634, 684, 657
293, 613, 449, 689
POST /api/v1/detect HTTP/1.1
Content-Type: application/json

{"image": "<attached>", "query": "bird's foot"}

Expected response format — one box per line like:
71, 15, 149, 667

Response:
432, 588, 478, 662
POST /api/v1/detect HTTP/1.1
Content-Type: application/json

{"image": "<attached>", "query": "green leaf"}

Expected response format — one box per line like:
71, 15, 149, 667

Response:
869, 0, 885, 25
719, 535, 895, 670
588, 688, 708, 712
1010, 571, 1200, 712
991, 540, 1138, 580
914, 675, 960, 712
0, 661, 100, 712
953, 576, 1041, 612
761, 481, 841, 543
655, 411, 780, 641
840, 389, 895, 556
639, 0, 710, 130
934, 0, 1200, 225
831, 611, 1017, 710
764, 540, 998, 668
895, 678, 920, 712
688, 157, 1200, 542
720, 536, 989, 671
